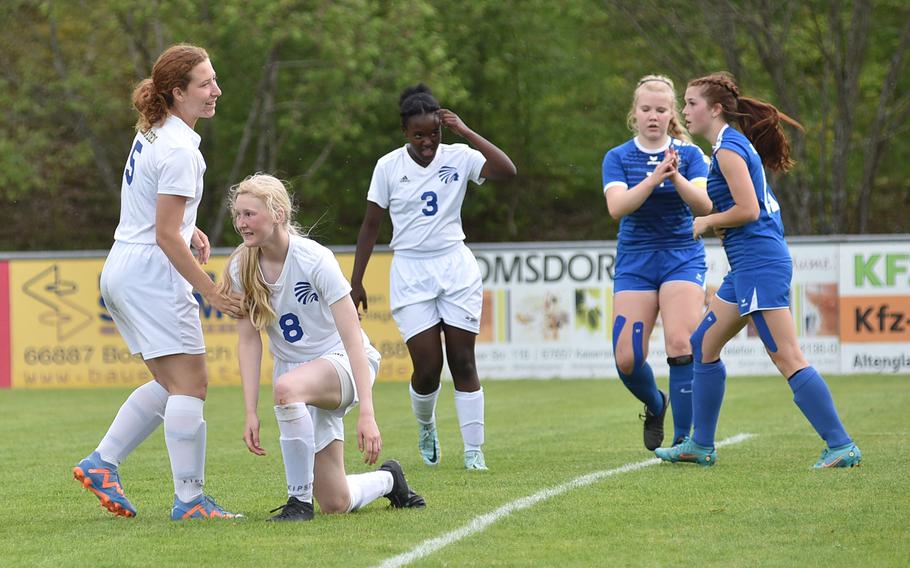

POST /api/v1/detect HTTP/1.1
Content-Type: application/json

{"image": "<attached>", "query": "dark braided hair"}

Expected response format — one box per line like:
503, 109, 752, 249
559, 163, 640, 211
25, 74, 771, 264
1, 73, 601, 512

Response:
399, 83, 440, 128
688, 72, 803, 173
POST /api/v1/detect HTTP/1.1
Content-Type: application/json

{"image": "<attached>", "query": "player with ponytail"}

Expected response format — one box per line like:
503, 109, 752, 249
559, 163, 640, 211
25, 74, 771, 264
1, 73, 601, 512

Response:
74, 44, 244, 520
656, 72, 861, 468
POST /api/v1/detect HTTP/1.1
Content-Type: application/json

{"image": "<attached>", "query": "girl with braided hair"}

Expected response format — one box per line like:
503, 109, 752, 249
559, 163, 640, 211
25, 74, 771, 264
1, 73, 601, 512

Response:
656, 72, 861, 468
351, 84, 516, 471
602, 75, 713, 451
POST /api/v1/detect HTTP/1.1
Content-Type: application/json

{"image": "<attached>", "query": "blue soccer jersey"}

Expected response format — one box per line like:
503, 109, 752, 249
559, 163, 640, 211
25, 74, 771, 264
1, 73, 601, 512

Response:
602, 137, 709, 252
707, 125, 789, 271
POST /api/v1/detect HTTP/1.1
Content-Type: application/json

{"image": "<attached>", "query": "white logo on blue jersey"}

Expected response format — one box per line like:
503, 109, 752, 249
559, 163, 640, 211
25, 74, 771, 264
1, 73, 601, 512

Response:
294, 281, 319, 305
438, 166, 459, 184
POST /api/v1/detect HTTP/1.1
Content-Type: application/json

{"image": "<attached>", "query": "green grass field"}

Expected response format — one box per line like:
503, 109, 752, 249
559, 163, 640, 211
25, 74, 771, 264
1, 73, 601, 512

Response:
1, 375, 907, 567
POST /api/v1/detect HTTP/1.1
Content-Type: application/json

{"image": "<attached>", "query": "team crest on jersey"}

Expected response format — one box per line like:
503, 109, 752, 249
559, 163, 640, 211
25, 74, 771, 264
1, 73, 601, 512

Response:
438, 166, 459, 183
294, 281, 319, 305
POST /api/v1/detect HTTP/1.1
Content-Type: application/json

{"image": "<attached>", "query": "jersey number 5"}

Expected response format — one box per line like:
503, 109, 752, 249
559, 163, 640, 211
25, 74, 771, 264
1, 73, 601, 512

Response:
124, 140, 143, 186
420, 191, 438, 216
279, 313, 303, 343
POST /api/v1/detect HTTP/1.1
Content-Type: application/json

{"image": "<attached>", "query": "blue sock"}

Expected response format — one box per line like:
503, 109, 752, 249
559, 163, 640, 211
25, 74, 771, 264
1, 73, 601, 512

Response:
788, 367, 852, 448
668, 360, 694, 443
691, 359, 726, 448
617, 362, 664, 415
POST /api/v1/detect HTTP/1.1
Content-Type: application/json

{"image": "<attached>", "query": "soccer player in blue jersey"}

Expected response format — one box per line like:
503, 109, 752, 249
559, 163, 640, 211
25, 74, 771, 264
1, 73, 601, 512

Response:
602, 75, 713, 451
656, 72, 861, 468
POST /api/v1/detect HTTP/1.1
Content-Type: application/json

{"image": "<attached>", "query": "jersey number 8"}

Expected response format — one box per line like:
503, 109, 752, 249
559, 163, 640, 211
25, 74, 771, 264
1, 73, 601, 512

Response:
279, 313, 303, 343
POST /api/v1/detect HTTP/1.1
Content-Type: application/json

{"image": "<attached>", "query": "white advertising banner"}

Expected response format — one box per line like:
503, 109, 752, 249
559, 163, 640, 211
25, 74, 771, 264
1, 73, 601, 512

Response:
838, 243, 910, 374
472, 241, 842, 379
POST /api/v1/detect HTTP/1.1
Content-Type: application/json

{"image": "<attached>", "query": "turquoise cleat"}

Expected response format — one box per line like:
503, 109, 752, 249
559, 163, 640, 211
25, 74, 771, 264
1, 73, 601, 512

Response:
418, 422, 441, 466
813, 443, 862, 469
655, 437, 717, 466
464, 449, 488, 471
171, 494, 243, 520
73, 451, 137, 518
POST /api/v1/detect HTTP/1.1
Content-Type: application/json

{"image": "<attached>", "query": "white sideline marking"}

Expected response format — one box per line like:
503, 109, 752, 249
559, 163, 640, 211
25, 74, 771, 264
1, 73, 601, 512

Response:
374, 433, 755, 568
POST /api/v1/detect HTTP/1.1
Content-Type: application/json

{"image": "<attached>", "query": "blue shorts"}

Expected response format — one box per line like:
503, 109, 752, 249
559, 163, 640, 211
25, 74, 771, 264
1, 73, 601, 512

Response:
613, 246, 707, 293
715, 260, 792, 316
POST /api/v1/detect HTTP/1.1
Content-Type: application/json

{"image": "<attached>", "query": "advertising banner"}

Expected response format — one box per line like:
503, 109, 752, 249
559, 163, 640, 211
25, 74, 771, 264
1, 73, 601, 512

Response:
473, 241, 841, 379
4, 250, 405, 389
1, 237, 906, 389
839, 244, 910, 373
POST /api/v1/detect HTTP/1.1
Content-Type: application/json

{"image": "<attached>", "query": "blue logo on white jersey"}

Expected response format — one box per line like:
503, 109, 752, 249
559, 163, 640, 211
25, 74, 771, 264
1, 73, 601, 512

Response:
438, 166, 459, 184
294, 281, 319, 305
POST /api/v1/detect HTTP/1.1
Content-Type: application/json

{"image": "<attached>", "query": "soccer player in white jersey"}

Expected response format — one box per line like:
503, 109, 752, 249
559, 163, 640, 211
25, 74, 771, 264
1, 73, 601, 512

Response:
351, 84, 516, 470
73, 45, 245, 519
224, 174, 425, 521
602, 75, 712, 451
656, 72, 860, 468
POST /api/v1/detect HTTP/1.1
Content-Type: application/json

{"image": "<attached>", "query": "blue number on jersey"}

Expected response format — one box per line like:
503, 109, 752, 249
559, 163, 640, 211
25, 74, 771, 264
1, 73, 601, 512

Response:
124, 140, 143, 185
420, 191, 438, 216
279, 312, 303, 343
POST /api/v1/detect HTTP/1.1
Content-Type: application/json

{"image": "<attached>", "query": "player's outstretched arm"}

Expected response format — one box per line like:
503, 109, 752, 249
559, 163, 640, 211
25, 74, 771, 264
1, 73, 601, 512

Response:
237, 316, 266, 456
351, 202, 385, 313
331, 296, 382, 465
438, 109, 517, 181
156, 195, 243, 318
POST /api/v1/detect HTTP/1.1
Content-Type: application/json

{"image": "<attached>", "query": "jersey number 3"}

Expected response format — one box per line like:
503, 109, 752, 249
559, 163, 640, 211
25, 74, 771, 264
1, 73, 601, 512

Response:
420, 191, 438, 216
124, 140, 143, 186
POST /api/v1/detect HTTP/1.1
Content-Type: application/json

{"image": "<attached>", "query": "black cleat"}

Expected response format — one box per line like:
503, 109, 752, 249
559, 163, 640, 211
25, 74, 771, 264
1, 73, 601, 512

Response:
379, 460, 426, 509
641, 390, 669, 451
267, 496, 315, 522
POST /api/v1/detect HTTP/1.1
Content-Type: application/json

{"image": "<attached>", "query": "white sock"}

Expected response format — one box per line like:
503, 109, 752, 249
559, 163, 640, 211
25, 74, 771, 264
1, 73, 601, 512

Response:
345, 470, 394, 512
410, 383, 441, 425
454, 388, 485, 452
164, 395, 206, 503
96, 380, 168, 466
275, 403, 315, 503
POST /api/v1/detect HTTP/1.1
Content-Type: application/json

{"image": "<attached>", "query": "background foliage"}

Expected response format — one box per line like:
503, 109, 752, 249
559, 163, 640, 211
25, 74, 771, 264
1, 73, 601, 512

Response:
1, 0, 908, 250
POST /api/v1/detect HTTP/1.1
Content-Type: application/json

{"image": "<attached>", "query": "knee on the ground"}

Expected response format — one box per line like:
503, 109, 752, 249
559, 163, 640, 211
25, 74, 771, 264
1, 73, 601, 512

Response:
317, 494, 351, 514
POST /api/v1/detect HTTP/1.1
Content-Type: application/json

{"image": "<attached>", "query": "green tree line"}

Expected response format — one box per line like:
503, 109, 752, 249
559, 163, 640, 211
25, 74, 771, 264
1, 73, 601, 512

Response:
1, 0, 907, 251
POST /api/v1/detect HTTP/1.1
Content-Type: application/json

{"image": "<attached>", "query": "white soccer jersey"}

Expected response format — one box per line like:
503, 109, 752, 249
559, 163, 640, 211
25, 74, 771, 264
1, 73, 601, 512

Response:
367, 143, 486, 254
113, 114, 206, 245
229, 235, 360, 363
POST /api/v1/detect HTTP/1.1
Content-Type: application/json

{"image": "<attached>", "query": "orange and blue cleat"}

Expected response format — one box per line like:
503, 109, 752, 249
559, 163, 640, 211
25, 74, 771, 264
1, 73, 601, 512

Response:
171, 494, 243, 520
73, 452, 137, 518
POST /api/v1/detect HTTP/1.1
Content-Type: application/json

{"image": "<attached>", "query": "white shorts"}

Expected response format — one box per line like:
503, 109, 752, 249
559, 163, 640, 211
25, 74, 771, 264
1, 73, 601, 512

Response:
100, 241, 205, 360
273, 343, 380, 453
390, 243, 483, 341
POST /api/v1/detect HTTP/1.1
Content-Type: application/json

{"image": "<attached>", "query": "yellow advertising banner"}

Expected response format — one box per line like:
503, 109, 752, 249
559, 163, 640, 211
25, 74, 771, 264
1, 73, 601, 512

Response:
8, 251, 409, 389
